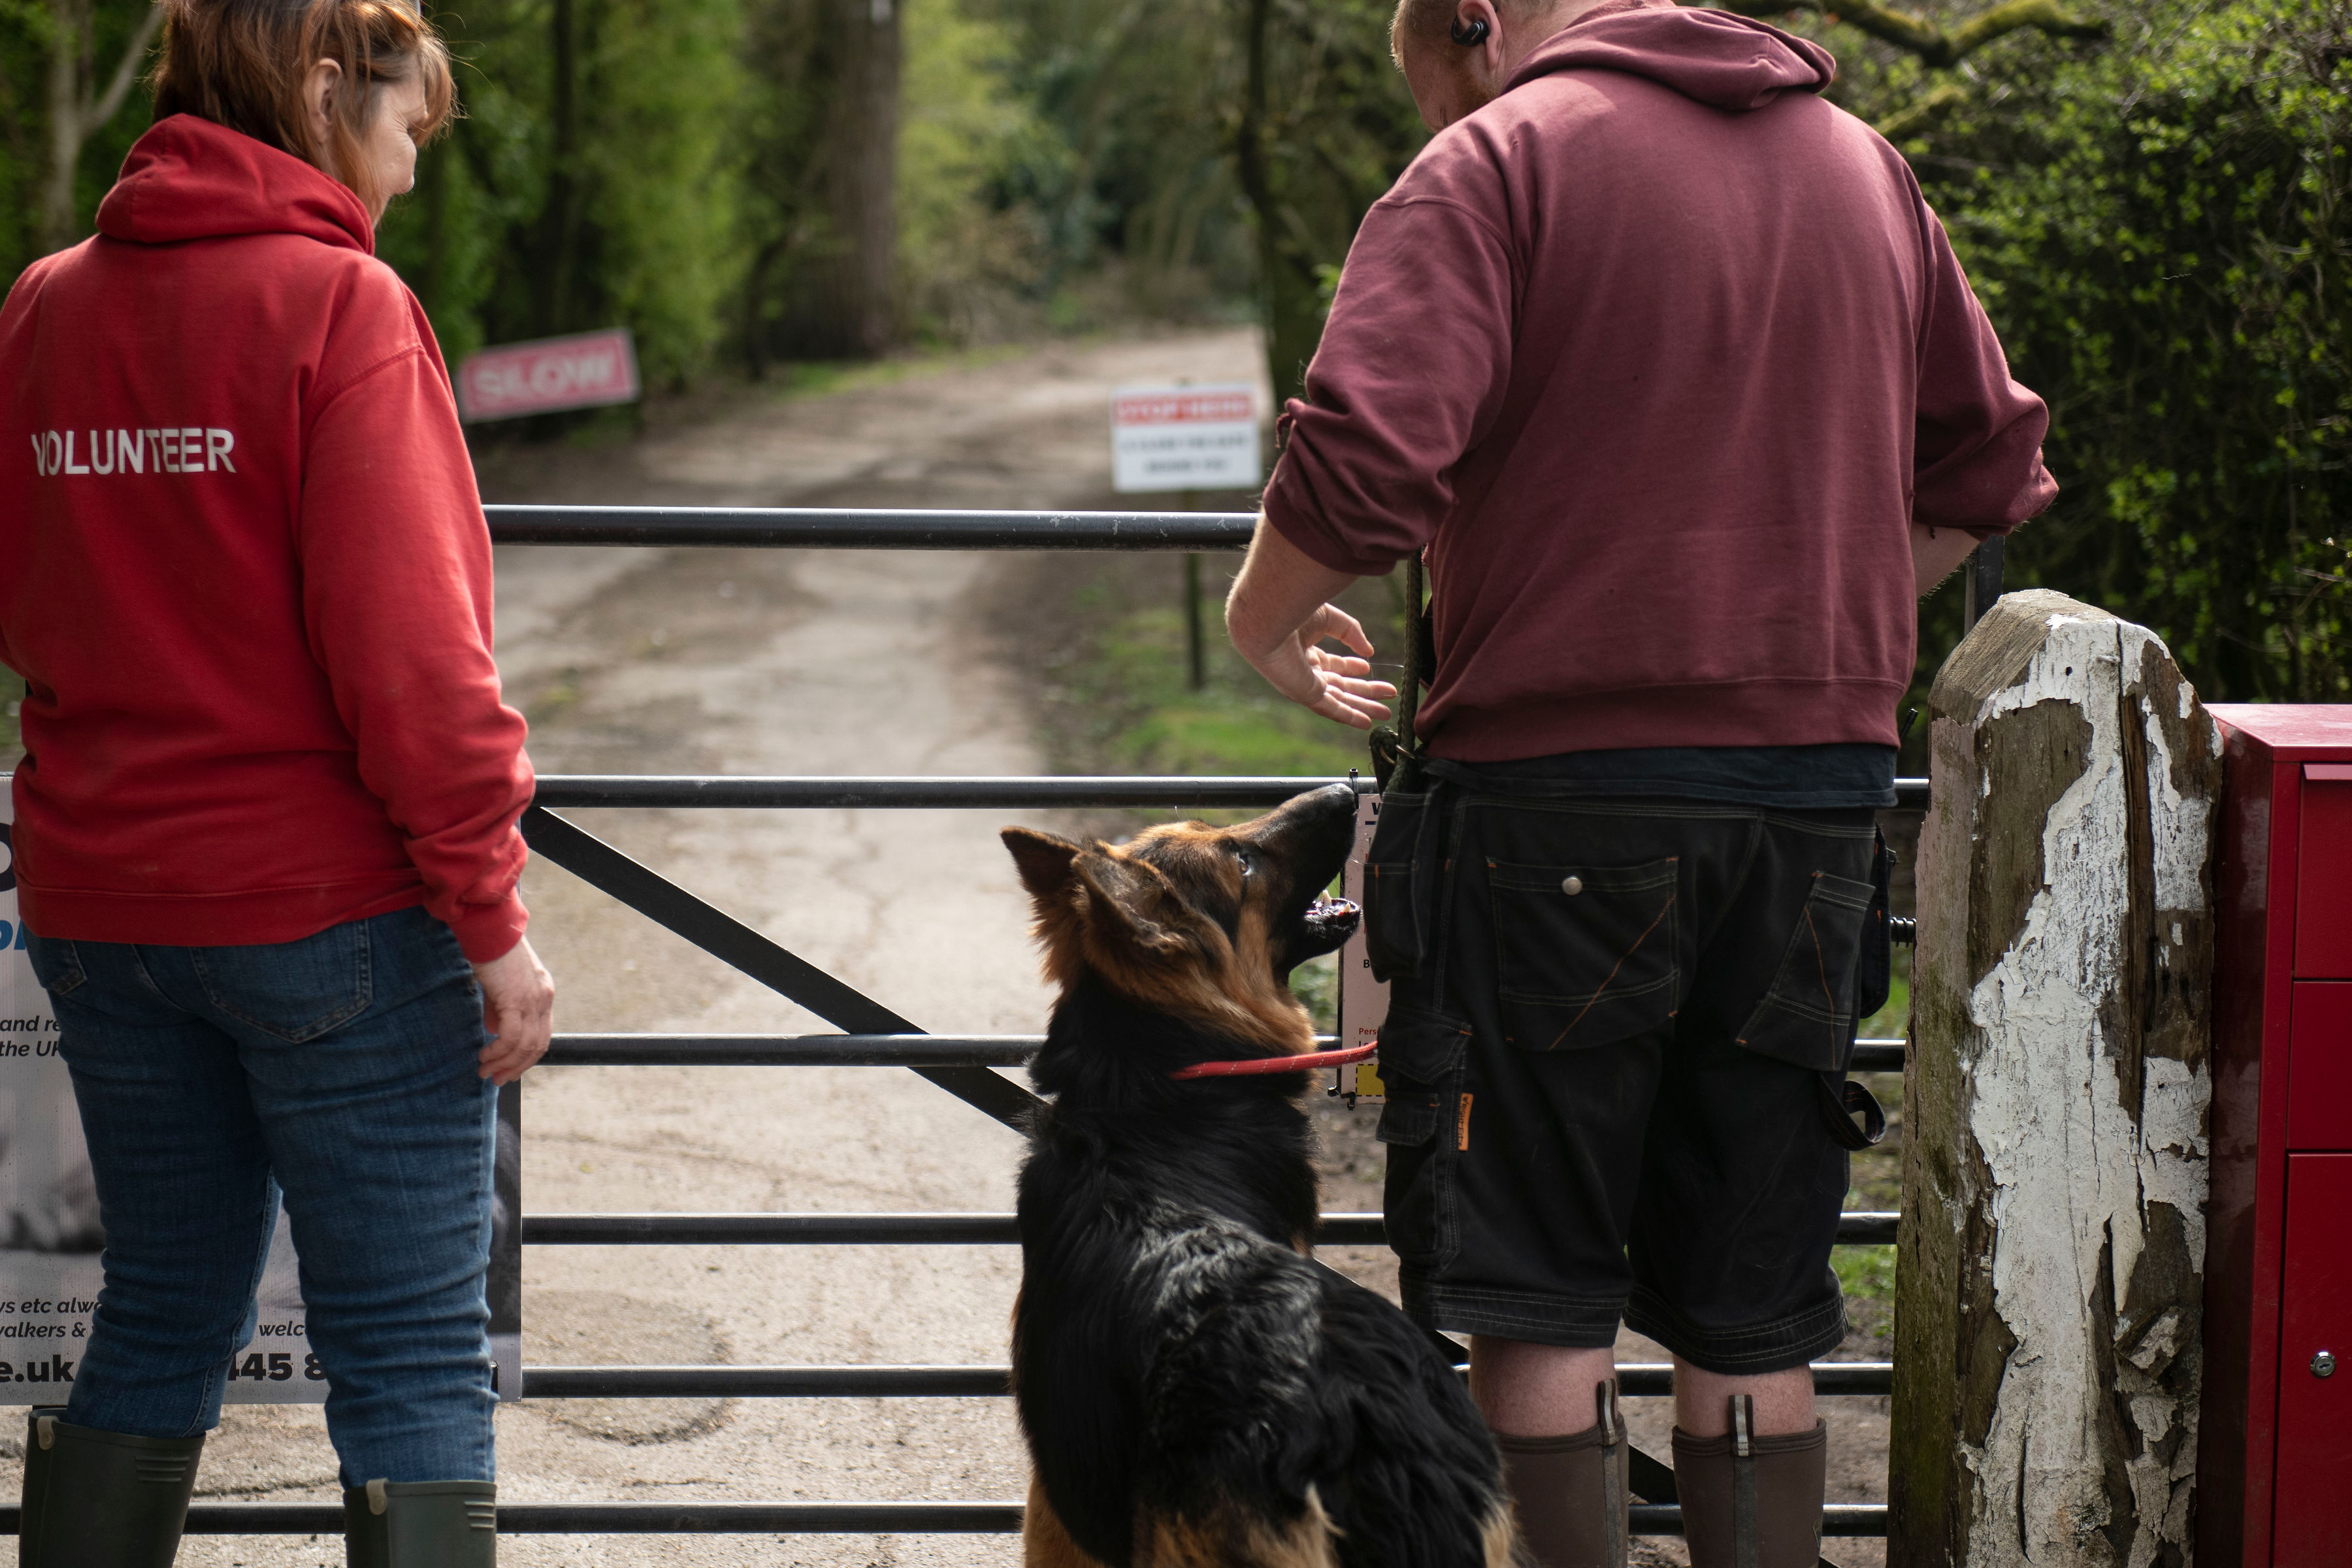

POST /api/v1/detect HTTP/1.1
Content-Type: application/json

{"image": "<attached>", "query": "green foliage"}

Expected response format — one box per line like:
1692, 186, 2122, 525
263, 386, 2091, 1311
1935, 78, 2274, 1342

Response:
0, 0, 164, 287
4, 0, 1068, 380
1805, 0, 2351, 704
377, 0, 747, 384
1834, 1245, 1898, 1302
974, 0, 1425, 386
893, 0, 1058, 341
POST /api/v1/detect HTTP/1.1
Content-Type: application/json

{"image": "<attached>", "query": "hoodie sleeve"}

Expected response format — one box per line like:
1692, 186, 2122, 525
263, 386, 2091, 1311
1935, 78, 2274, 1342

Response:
1912, 203, 2057, 535
1262, 167, 1518, 576
297, 281, 532, 962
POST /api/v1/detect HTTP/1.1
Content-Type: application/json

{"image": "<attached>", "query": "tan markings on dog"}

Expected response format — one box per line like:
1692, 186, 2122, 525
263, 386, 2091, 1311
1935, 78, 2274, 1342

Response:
1482, 1499, 1529, 1568
1007, 1282, 1024, 1393
1135, 1487, 1341, 1568
1024, 1471, 1115, 1568
1001, 820, 1318, 1058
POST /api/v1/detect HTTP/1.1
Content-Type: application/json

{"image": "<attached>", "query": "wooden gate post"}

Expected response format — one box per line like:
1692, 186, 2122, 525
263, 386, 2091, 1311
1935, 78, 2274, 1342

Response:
1892, 591, 2221, 1567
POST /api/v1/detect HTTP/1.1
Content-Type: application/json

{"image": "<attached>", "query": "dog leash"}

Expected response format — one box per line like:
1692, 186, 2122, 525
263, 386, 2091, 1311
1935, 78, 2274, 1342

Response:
1169, 1039, 1378, 1081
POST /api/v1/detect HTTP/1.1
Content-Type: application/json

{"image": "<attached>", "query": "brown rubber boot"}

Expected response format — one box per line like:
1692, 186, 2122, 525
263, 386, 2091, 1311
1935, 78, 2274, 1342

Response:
1491, 1380, 1629, 1568
1671, 1396, 1827, 1568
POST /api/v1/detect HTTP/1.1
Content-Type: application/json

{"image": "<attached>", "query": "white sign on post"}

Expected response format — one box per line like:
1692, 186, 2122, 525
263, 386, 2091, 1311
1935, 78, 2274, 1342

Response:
1335, 790, 1388, 1104
1109, 384, 1263, 493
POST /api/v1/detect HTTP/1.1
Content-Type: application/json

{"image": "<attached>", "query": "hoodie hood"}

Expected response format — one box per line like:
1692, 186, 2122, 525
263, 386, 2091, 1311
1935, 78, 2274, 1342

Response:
1507, 0, 1837, 110
95, 114, 374, 255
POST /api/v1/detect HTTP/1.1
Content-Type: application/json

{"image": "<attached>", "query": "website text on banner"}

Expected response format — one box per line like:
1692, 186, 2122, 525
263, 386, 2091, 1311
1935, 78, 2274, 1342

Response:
0, 786, 523, 1401
455, 328, 642, 424
1109, 383, 1262, 493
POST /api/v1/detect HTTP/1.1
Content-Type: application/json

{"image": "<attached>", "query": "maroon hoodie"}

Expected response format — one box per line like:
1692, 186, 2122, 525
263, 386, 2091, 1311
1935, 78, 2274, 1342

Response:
1264, 0, 2055, 760
0, 116, 531, 959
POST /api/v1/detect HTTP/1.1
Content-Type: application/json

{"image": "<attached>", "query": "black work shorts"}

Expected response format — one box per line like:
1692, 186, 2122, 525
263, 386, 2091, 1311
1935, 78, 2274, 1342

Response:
1369, 792, 1877, 1375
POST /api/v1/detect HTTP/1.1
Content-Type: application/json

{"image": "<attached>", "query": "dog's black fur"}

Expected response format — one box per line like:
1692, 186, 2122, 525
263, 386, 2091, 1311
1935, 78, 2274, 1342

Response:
1004, 785, 1518, 1568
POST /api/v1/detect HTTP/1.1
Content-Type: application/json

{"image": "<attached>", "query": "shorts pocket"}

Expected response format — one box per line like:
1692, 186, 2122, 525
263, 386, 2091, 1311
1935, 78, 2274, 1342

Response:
23, 933, 86, 998
1373, 1005, 1469, 1267
1362, 791, 1436, 983
1735, 870, 1875, 1071
1488, 856, 1680, 1052
192, 919, 373, 1043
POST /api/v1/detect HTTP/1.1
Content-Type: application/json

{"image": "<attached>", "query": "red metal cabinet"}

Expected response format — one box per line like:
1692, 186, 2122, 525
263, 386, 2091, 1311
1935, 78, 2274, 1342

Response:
2274, 1154, 2352, 1567
2297, 768, 2352, 976
2286, 985, 2352, 1150
2204, 706, 2352, 1568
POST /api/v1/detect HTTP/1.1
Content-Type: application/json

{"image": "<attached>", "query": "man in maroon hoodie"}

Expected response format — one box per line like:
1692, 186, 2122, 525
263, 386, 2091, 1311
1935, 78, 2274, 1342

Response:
1226, 1, 2053, 1563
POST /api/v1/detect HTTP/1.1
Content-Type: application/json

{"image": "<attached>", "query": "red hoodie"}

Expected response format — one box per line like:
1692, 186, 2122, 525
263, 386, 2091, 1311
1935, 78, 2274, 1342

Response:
1264, 0, 2057, 760
0, 115, 531, 960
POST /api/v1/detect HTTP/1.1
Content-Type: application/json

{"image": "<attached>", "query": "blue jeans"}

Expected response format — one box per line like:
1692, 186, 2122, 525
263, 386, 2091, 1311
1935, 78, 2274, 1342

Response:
25, 906, 497, 1485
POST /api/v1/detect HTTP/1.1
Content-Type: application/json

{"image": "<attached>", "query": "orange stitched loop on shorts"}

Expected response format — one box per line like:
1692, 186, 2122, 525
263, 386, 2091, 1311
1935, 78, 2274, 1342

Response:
1542, 891, 1676, 1051
1457, 1092, 1474, 1151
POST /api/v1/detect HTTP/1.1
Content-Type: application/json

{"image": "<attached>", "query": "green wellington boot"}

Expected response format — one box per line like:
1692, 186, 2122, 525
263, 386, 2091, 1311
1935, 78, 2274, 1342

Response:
342, 1478, 498, 1567
16, 1406, 205, 1567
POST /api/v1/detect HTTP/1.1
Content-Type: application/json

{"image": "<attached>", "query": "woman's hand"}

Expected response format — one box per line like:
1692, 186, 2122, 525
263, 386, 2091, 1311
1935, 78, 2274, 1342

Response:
473, 937, 554, 1085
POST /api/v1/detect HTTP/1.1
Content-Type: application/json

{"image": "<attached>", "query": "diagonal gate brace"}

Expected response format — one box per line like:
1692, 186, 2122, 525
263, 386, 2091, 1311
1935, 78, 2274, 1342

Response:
520, 806, 1041, 1129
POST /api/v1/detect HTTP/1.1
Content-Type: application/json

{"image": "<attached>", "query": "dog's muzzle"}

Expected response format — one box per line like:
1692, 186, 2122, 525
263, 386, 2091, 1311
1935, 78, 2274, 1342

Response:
1301, 893, 1362, 948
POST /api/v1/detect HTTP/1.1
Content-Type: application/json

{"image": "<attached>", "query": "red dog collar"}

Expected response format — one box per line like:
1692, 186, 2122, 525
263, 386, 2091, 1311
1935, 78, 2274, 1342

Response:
1169, 1040, 1379, 1081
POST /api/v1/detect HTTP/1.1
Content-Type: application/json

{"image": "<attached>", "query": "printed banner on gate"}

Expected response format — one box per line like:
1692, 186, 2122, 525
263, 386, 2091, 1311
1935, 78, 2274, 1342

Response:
0, 790, 522, 1402
455, 328, 641, 423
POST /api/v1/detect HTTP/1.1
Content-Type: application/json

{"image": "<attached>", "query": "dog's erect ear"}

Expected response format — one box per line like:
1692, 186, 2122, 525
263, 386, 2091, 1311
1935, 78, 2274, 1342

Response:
1072, 849, 1192, 960
1002, 827, 1081, 898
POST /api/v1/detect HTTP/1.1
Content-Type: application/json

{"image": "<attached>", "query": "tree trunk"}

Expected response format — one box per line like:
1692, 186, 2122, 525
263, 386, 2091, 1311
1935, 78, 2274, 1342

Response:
1231, 0, 1322, 403
1893, 590, 2217, 1568
809, 0, 899, 357
39, 0, 91, 255
39, 0, 166, 254
535, 0, 583, 336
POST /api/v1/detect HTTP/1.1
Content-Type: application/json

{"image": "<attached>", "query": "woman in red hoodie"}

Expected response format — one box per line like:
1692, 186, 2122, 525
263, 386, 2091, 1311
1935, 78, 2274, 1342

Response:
0, 2, 550, 1561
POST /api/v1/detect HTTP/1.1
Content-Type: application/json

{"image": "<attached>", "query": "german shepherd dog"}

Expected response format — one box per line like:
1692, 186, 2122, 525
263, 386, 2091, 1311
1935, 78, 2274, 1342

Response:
1001, 783, 1521, 1568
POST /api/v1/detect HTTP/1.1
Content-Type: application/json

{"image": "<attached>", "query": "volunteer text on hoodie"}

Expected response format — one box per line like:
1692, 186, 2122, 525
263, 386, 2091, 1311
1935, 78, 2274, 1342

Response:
1264, 0, 2057, 762
0, 114, 532, 961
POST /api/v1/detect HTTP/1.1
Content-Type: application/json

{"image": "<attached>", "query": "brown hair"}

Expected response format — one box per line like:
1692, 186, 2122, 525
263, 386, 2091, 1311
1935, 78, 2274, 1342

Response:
152, 0, 455, 215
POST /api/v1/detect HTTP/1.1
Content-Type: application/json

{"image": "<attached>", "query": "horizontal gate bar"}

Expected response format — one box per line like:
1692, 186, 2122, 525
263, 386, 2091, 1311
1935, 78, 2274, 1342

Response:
512, 1362, 1893, 1399
166, 1500, 1027, 1535
524, 1365, 1012, 1397
545, 1034, 1042, 1066
523, 1211, 1901, 1247
0, 1499, 1889, 1537
485, 506, 1260, 550
542, 1034, 1910, 1071
532, 774, 1934, 811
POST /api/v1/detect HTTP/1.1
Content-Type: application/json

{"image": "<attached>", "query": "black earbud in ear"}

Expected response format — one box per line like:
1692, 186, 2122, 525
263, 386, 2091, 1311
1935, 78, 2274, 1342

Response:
1450, 15, 1489, 45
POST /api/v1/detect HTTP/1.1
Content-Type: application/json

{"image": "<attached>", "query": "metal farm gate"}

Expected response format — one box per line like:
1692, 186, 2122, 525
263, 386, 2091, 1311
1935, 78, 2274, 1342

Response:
9, 506, 1998, 1546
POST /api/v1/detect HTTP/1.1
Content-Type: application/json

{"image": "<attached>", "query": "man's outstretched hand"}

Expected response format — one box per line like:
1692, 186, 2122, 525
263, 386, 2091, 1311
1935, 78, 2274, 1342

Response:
1225, 517, 1396, 731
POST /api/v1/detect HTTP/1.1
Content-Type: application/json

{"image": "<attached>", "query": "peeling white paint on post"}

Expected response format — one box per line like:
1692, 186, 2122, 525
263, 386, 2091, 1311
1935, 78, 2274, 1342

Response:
1893, 591, 2219, 1568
